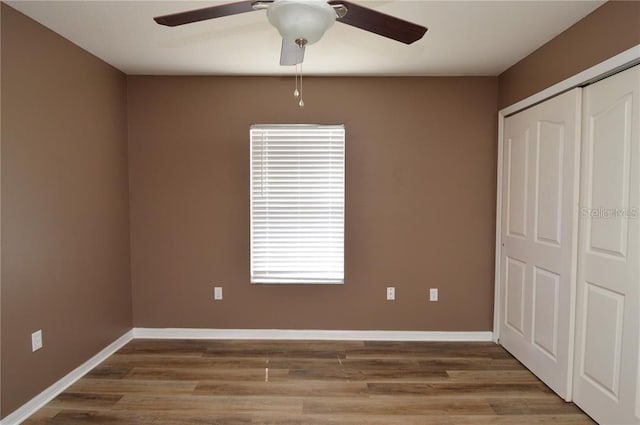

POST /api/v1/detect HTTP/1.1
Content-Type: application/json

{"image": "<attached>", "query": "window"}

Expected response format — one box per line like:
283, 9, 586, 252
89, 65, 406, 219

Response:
250, 124, 345, 284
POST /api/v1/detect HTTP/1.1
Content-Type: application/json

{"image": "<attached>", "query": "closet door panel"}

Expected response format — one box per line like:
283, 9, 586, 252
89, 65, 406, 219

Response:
499, 88, 582, 401
506, 130, 530, 239
574, 64, 640, 425
535, 120, 564, 246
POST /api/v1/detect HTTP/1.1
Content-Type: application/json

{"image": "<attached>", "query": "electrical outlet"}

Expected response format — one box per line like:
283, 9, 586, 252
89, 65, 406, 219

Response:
31, 329, 43, 352
386, 287, 395, 301
429, 288, 438, 302
214, 286, 223, 300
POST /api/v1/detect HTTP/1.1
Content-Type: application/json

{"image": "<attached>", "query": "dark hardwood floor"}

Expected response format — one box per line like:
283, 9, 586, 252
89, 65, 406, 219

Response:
24, 340, 595, 424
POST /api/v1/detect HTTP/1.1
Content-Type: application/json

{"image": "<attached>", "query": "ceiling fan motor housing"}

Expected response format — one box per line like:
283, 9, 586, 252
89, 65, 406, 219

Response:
267, 0, 336, 45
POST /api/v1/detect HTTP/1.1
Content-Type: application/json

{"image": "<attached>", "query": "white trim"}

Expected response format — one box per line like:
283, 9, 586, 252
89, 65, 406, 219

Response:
133, 328, 494, 342
493, 113, 504, 344
493, 44, 640, 344
0, 330, 133, 425
500, 44, 640, 117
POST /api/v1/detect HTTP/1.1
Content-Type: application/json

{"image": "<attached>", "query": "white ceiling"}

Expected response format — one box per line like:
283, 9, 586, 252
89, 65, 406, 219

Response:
7, 0, 605, 76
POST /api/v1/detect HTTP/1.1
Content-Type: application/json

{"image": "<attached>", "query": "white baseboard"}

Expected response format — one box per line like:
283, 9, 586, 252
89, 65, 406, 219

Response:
133, 327, 494, 342
0, 330, 134, 425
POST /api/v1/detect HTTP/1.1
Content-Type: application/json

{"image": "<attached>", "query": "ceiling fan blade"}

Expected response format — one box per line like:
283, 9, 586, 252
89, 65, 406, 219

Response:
280, 39, 306, 66
328, 0, 427, 44
154, 1, 273, 27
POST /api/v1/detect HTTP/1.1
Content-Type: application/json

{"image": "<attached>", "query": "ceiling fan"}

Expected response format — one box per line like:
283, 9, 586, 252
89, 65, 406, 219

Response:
154, 0, 428, 66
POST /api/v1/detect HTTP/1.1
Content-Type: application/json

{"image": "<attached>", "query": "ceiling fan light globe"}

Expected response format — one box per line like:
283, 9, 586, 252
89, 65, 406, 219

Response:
267, 0, 336, 45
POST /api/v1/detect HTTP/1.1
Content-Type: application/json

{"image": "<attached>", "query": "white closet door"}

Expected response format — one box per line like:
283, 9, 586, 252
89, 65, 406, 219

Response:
500, 88, 581, 400
573, 65, 640, 424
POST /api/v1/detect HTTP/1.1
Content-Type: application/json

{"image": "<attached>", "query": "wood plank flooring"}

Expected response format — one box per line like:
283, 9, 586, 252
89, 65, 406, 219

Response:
23, 340, 595, 424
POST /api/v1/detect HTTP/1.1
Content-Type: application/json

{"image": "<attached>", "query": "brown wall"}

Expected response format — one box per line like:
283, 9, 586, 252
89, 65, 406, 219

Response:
127, 76, 498, 331
1, 4, 132, 417
498, 0, 640, 109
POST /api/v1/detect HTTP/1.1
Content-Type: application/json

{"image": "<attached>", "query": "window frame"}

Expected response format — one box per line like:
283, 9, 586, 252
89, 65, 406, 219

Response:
249, 124, 345, 285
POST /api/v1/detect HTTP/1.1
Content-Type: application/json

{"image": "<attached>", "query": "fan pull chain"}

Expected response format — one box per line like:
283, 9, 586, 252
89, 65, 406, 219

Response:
293, 65, 300, 100
298, 62, 304, 108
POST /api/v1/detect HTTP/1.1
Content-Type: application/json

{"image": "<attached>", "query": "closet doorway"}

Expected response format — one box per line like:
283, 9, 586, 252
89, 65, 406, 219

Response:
496, 63, 640, 423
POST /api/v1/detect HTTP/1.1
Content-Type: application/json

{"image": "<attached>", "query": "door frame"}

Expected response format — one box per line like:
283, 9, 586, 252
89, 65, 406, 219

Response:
493, 44, 640, 343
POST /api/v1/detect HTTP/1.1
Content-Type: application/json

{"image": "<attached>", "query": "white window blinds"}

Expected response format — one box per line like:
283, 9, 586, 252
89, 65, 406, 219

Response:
250, 124, 345, 284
